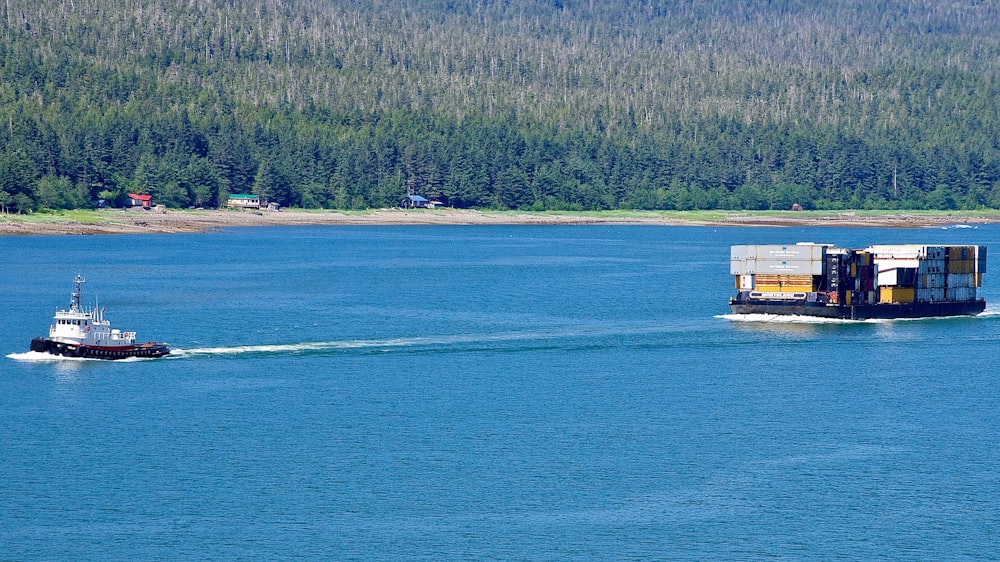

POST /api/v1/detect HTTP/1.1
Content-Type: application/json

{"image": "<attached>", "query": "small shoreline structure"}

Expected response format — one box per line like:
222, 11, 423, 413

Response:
29, 275, 170, 360
729, 243, 987, 320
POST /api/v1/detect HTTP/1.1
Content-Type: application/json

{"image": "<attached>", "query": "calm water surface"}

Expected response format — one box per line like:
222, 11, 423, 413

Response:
2, 225, 1000, 559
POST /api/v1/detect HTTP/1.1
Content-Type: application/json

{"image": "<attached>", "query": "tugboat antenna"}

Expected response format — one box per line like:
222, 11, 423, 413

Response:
71, 273, 85, 311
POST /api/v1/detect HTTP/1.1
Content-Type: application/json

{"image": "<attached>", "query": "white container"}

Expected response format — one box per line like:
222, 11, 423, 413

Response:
868, 245, 947, 260
877, 268, 900, 287
867, 245, 926, 259
730, 246, 757, 261
751, 260, 825, 275
874, 258, 921, 270
753, 244, 826, 261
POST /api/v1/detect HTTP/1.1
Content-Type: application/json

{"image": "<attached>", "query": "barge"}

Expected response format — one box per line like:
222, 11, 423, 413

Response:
29, 274, 170, 359
729, 243, 987, 320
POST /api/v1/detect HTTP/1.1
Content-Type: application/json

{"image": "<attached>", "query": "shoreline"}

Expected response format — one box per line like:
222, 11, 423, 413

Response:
2, 208, 999, 235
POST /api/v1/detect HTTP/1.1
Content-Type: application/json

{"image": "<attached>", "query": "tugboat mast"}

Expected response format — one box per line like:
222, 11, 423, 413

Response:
70, 274, 85, 312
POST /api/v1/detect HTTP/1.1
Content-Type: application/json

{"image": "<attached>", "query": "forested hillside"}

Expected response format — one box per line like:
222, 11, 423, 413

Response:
1, 0, 999, 212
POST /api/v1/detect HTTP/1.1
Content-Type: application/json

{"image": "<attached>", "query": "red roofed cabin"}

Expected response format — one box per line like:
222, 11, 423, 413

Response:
127, 193, 153, 209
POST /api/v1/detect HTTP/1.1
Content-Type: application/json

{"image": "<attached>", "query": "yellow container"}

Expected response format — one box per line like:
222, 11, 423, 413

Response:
880, 286, 915, 304
754, 285, 783, 293
784, 275, 814, 285
947, 259, 974, 274
754, 274, 816, 292
948, 246, 975, 261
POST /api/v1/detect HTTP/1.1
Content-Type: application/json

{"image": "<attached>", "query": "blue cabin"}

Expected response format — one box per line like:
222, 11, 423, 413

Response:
401, 195, 430, 209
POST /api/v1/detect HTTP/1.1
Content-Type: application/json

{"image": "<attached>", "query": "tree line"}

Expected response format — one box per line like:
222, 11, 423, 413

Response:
1, 0, 999, 212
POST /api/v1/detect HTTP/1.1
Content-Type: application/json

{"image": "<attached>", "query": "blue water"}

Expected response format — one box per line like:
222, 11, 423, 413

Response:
3, 224, 1000, 559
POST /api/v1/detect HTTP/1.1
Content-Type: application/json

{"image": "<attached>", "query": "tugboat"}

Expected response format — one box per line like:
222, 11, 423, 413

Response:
29, 275, 170, 359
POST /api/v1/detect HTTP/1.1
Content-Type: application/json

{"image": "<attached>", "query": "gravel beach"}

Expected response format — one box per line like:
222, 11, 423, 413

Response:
2, 207, 997, 235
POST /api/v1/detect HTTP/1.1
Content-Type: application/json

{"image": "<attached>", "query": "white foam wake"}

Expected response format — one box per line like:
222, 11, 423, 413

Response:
169, 325, 683, 358
6, 351, 147, 362
715, 313, 883, 324
169, 338, 424, 357
719, 309, 994, 324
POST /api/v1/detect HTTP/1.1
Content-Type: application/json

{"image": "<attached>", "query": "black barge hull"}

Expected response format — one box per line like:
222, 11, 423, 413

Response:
30, 337, 170, 359
729, 299, 986, 320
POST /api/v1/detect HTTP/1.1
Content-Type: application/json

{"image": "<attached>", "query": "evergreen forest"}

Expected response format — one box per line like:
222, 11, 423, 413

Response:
1, 0, 999, 212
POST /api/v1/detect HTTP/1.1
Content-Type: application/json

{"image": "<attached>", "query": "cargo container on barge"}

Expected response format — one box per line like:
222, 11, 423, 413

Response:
729, 243, 987, 320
